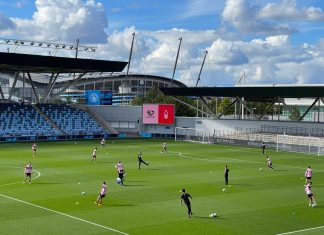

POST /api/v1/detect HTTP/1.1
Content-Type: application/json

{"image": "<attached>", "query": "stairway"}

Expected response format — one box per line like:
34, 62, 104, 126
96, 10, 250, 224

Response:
72, 104, 119, 135
33, 105, 66, 135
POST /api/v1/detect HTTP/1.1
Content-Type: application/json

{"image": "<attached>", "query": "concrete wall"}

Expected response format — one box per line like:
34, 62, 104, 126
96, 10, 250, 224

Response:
86, 105, 324, 137
196, 119, 324, 136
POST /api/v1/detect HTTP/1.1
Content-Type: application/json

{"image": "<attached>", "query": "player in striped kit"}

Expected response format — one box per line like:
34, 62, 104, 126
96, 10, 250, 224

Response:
115, 161, 125, 186
92, 147, 97, 162
305, 166, 312, 184
95, 182, 107, 205
24, 162, 33, 184
266, 156, 274, 171
305, 182, 316, 207
32, 143, 37, 157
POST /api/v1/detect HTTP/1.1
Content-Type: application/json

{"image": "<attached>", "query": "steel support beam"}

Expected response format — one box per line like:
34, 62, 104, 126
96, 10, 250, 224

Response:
0, 84, 5, 101
51, 72, 86, 100
7, 70, 20, 102
27, 72, 40, 104
217, 98, 239, 119
258, 98, 278, 120
299, 97, 319, 121
169, 96, 211, 117
43, 72, 60, 103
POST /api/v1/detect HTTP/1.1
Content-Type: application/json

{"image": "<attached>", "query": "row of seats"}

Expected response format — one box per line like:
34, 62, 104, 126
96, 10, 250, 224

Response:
38, 104, 106, 135
0, 103, 106, 137
0, 103, 61, 136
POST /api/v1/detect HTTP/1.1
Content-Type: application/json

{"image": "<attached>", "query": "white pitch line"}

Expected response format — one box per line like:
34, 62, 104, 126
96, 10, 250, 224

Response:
0, 166, 41, 187
0, 193, 129, 235
127, 145, 324, 172
276, 225, 324, 235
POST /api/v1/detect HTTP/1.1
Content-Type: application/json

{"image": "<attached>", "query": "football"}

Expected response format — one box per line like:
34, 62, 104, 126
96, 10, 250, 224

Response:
259, 168, 262, 171
209, 213, 217, 218
312, 203, 317, 208
222, 188, 226, 192
81, 191, 86, 195
116, 177, 122, 184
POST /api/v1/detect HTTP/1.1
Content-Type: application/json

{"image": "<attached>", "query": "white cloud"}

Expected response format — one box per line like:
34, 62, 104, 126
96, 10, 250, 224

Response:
1, 0, 324, 87
259, 0, 324, 21
222, 0, 297, 35
0, 12, 15, 31
9, 0, 107, 43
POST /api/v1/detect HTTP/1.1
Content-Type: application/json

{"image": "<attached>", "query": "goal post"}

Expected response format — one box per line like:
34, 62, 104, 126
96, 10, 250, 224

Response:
276, 134, 324, 156
175, 127, 205, 143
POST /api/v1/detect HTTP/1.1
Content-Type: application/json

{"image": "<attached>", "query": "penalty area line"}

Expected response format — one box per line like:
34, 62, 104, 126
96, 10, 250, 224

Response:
0, 193, 129, 235
277, 225, 324, 235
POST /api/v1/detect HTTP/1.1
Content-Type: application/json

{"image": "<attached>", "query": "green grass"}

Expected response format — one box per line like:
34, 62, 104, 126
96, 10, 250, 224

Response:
0, 139, 324, 235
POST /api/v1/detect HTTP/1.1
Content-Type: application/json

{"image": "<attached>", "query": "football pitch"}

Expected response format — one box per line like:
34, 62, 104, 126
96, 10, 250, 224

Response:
0, 139, 324, 235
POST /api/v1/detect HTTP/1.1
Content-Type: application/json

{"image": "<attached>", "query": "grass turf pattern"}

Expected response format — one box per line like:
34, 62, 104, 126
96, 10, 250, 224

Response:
0, 139, 323, 235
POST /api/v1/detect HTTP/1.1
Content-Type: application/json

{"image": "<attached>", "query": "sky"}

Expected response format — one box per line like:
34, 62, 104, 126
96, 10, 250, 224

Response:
0, 0, 324, 87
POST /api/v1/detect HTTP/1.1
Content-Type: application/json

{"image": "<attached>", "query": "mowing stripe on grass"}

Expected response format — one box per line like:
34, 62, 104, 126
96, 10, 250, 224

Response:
0, 193, 129, 235
276, 225, 324, 234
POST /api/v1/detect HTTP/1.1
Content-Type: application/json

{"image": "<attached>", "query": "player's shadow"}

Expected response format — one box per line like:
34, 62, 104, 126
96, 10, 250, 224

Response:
193, 216, 224, 220
126, 180, 148, 183
229, 183, 251, 186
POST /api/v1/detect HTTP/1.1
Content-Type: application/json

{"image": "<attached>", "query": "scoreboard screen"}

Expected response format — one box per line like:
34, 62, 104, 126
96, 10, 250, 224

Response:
85, 90, 112, 105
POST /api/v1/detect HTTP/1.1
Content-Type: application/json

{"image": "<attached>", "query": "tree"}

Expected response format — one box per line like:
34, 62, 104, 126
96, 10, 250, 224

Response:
131, 88, 196, 117
289, 106, 300, 121
218, 97, 235, 114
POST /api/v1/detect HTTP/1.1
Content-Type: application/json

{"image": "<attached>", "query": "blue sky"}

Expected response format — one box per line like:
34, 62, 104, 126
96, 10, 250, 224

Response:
0, 0, 324, 86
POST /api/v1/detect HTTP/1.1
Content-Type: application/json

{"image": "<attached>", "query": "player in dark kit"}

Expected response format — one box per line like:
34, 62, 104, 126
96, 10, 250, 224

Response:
180, 189, 193, 218
261, 142, 266, 155
138, 152, 149, 170
224, 165, 230, 185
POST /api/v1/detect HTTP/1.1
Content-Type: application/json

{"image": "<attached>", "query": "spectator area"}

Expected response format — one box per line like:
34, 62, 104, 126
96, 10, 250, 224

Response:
38, 104, 106, 135
0, 103, 61, 136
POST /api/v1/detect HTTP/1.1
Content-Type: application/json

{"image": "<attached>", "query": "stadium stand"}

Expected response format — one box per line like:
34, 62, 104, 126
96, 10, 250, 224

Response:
0, 103, 61, 136
37, 104, 106, 135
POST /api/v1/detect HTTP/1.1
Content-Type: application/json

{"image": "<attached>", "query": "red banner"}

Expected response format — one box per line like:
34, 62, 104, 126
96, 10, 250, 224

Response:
158, 104, 175, 124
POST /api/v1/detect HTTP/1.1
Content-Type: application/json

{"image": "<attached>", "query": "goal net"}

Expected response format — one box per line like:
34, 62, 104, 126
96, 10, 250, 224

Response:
276, 134, 324, 156
175, 127, 205, 143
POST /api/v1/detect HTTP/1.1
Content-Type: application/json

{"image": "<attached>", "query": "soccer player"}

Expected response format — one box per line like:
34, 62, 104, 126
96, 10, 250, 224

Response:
32, 143, 37, 157
266, 156, 274, 171
224, 165, 230, 185
305, 166, 312, 184
180, 189, 193, 218
138, 152, 149, 170
305, 182, 316, 207
24, 162, 32, 184
115, 161, 124, 186
92, 147, 97, 162
162, 142, 167, 154
100, 138, 106, 148
95, 181, 107, 205
261, 142, 266, 155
